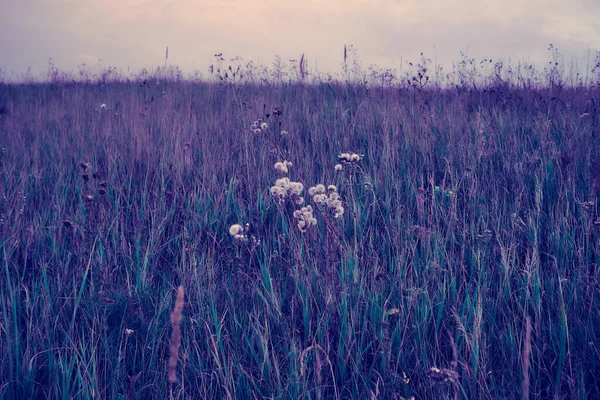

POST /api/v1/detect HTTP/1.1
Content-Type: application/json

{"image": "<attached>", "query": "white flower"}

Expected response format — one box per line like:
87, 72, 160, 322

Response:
124, 328, 134, 336
328, 185, 337, 192
338, 152, 361, 164
315, 184, 326, 193
260, 122, 268, 131
270, 178, 303, 205
290, 182, 303, 195
100, 103, 108, 110
275, 177, 290, 187
280, 130, 288, 136
294, 205, 317, 232
229, 224, 243, 236
338, 153, 350, 161
334, 164, 343, 171
253, 128, 262, 134
270, 186, 284, 196
274, 162, 288, 174
329, 199, 342, 208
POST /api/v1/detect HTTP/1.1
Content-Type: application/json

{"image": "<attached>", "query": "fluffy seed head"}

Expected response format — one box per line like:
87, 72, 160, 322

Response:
229, 224, 243, 236
274, 162, 288, 174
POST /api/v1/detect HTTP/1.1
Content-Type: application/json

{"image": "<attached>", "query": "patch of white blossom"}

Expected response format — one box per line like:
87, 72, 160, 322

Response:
274, 161, 292, 174
338, 152, 362, 164
270, 177, 304, 205
293, 206, 317, 233
308, 184, 345, 219
250, 119, 269, 135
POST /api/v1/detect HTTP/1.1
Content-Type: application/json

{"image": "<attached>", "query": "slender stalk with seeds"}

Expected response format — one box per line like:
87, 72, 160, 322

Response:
168, 286, 185, 391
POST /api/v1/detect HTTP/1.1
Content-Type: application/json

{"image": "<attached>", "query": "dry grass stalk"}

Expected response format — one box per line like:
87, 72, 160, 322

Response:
522, 316, 532, 400
168, 286, 185, 385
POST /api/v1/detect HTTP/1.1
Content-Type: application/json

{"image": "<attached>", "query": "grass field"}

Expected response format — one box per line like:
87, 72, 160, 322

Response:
0, 61, 599, 399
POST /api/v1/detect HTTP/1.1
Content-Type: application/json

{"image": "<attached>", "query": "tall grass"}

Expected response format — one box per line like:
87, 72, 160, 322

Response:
0, 60, 599, 399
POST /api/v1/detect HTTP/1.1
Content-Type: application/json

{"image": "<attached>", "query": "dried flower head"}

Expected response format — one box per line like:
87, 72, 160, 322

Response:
338, 152, 362, 164
260, 122, 268, 131
308, 184, 326, 196
293, 206, 317, 232
270, 177, 304, 204
334, 164, 343, 171
427, 367, 458, 383
310, 184, 344, 218
229, 224, 243, 236
274, 161, 289, 174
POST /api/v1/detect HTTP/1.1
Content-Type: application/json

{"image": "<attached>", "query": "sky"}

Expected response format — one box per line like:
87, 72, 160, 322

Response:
1, 0, 599, 80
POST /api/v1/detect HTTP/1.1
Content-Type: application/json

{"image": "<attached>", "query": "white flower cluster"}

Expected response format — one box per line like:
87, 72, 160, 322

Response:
229, 223, 260, 244
250, 120, 268, 134
229, 223, 247, 241
338, 152, 362, 164
293, 205, 317, 232
274, 160, 292, 174
269, 177, 304, 205
308, 184, 344, 218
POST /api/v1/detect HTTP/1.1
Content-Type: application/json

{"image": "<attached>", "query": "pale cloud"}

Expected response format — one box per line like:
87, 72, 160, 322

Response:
0, 0, 598, 79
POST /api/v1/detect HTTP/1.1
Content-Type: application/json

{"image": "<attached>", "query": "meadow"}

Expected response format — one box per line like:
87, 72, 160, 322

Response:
0, 55, 599, 399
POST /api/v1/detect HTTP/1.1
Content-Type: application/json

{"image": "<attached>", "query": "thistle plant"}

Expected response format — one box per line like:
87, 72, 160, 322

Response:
336, 152, 364, 282
242, 113, 365, 280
